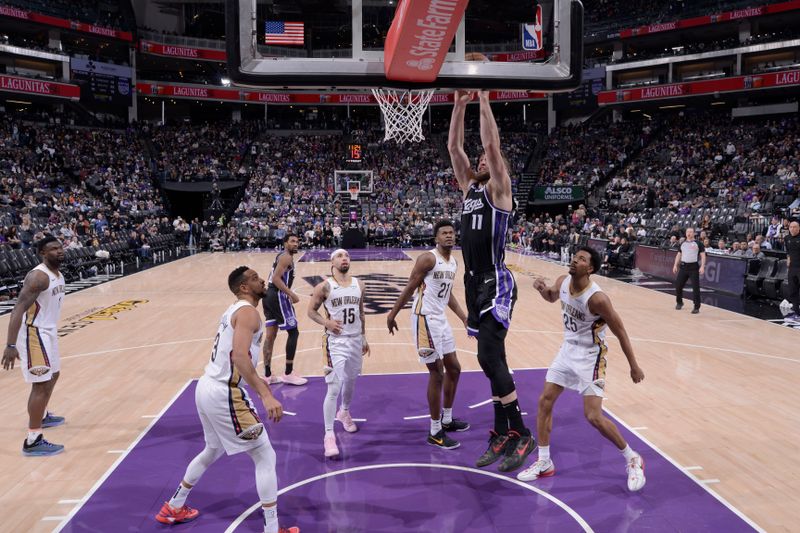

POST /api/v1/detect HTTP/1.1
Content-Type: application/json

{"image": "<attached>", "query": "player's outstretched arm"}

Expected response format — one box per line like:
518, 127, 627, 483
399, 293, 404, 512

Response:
387, 252, 435, 334
588, 292, 644, 384
533, 275, 565, 303
3, 270, 48, 371
478, 91, 512, 206
448, 90, 476, 195
231, 306, 283, 421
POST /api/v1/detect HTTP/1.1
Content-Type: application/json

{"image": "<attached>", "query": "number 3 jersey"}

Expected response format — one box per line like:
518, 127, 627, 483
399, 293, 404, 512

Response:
411, 249, 456, 316
323, 277, 362, 336
559, 276, 606, 348
204, 300, 264, 385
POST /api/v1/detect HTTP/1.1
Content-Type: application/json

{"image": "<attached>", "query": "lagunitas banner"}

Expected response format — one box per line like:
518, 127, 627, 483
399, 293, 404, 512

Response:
532, 185, 585, 204
634, 246, 748, 296
615, 0, 800, 39
0, 4, 133, 41
139, 41, 226, 62
0, 74, 80, 100
136, 81, 546, 104
599, 69, 800, 105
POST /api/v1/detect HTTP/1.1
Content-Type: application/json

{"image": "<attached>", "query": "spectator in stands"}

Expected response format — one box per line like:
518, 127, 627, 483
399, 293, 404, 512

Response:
747, 243, 765, 260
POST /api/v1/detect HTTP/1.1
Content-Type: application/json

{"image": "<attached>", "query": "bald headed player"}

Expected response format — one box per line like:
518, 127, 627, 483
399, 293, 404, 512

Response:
156, 267, 298, 533
448, 88, 534, 472
517, 247, 646, 491
307, 249, 369, 458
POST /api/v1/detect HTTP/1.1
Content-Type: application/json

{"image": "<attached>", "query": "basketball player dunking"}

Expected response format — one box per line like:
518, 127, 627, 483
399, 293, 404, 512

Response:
448, 90, 535, 472
387, 220, 471, 449
263, 234, 307, 386
156, 267, 299, 532
3, 236, 66, 457
517, 247, 646, 491
307, 249, 369, 458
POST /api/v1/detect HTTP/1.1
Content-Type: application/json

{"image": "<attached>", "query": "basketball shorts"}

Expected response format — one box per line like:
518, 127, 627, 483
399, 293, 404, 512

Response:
263, 287, 297, 330
411, 313, 456, 364
195, 375, 271, 455
322, 334, 363, 383
464, 266, 517, 336
545, 341, 608, 397
17, 325, 60, 384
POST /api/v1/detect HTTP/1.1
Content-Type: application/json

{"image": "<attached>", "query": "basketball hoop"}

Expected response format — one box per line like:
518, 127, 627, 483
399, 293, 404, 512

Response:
348, 183, 360, 202
371, 88, 434, 144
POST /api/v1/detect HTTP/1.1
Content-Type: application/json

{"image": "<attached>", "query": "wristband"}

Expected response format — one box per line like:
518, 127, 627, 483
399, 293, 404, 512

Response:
6, 344, 15, 348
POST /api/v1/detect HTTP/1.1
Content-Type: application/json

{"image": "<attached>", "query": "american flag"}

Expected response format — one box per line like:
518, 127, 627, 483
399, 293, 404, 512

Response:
265, 21, 304, 46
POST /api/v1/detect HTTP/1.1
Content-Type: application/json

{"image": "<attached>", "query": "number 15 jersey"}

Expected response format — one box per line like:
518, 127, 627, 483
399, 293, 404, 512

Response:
324, 277, 362, 337
411, 249, 457, 316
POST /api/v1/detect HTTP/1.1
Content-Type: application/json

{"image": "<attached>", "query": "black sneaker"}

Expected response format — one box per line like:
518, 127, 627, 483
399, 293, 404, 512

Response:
442, 418, 470, 432
675, 303, 683, 310
475, 430, 511, 467
498, 431, 536, 473
691, 308, 700, 314
427, 430, 460, 450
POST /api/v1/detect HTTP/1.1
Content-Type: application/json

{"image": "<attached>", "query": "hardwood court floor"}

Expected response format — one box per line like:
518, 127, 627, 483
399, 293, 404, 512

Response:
0, 250, 798, 532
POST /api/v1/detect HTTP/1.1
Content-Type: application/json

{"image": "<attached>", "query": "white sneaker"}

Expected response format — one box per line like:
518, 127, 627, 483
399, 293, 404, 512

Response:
281, 374, 308, 386
336, 409, 358, 433
626, 455, 646, 491
263, 375, 283, 385
324, 433, 339, 458
517, 459, 555, 482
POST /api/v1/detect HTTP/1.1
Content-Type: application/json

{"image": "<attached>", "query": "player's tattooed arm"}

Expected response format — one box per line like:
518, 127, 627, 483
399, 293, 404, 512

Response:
3, 270, 48, 370
308, 281, 341, 334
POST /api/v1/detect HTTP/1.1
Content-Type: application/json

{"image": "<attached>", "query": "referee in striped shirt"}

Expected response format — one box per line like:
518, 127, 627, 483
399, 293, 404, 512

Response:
672, 228, 706, 314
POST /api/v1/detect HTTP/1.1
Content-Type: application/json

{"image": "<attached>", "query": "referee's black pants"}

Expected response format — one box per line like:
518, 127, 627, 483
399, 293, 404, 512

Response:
788, 267, 800, 314
676, 262, 701, 310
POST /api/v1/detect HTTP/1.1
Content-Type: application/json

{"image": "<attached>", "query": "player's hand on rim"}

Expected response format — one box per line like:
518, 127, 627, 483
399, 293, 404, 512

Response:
2, 346, 19, 370
454, 90, 474, 105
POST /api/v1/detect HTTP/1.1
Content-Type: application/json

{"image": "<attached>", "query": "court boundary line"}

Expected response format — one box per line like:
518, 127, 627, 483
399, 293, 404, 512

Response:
52, 379, 193, 533
604, 407, 764, 532
223, 463, 594, 533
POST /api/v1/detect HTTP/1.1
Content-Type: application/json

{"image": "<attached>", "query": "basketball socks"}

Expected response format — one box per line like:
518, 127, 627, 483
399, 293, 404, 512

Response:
284, 360, 294, 376
442, 408, 453, 425
492, 400, 508, 435
620, 444, 637, 462
539, 445, 550, 462
431, 417, 442, 436
324, 380, 342, 432
27, 429, 42, 446
169, 483, 192, 509
262, 505, 278, 533
264, 365, 272, 378
503, 400, 529, 435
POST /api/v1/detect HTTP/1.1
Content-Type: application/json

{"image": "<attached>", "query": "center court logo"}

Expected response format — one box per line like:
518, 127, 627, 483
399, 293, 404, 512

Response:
59, 300, 149, 337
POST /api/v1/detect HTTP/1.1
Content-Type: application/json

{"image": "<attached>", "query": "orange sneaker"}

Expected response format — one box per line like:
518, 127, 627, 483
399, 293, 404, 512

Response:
279, 527, 300, 533
155, 502, 200, 524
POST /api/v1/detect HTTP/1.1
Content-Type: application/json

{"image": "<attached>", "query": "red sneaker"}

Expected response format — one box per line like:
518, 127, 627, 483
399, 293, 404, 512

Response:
155, 502, 200, 524
280, 527, 300, 533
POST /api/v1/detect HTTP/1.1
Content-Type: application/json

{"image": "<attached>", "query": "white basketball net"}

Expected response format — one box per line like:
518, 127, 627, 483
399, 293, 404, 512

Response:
371, 88, 434, 143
